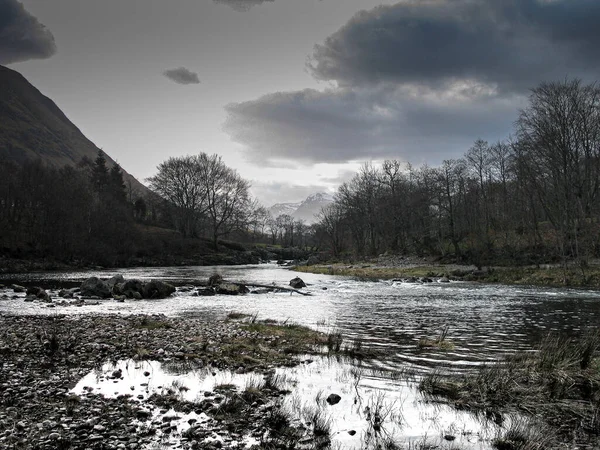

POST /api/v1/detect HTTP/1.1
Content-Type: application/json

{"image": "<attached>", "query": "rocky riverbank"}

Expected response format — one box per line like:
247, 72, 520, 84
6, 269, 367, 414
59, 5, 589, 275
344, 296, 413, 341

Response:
0, 314, 330, 449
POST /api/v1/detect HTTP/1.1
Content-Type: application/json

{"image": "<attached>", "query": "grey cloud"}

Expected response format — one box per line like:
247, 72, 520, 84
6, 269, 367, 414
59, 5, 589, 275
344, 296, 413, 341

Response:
308, 0, 600, 93
0, 0, 56, 65
163, 67, 200, 85
213, 0, 274, 12
224, 85, 519, 166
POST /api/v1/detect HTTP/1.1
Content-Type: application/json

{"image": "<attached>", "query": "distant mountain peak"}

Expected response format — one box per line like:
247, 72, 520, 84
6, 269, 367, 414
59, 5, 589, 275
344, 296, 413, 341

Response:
268, 192, 334, 224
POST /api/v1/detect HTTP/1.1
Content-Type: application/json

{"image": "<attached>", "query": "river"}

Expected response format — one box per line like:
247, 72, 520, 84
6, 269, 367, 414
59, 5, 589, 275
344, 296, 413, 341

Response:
2, 263, 599, 448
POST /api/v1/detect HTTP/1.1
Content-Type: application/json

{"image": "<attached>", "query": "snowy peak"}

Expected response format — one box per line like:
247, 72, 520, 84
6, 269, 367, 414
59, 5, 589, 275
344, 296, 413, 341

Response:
304, 192, 334, 203
268, 192, 334, 224
268, 202, 302, 218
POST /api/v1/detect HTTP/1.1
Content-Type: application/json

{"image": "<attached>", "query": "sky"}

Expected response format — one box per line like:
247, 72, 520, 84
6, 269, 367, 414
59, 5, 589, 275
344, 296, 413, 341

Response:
3, 0, 600, 205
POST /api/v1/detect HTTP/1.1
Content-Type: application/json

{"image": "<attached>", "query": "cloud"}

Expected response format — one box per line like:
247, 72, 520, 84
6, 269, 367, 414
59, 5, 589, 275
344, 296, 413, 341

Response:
213, 0, 275, 12
163, 67, 200, 85
224, 83, 520, 166
0, 0, 56, 65
224, 0, 600, 167
308, 0, 600, 93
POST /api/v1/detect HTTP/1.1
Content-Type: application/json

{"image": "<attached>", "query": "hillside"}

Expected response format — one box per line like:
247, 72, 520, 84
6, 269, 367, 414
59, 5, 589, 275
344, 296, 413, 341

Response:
0, 65, 149, 197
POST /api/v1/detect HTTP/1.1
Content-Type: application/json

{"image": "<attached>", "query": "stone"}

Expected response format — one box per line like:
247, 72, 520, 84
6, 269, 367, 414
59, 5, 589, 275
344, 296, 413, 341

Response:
326, 393, 341, 405
80, 277, 111, 298
142, 280, 176, 299
439, 277, 450, 283
26, 286, 51, 302
106, 275, 125, 290
208, 274, 223, 287
11, 284, 26, 293
118, 279, 144, 298
289, 277, 306, 289
216, 283, 249, 295
196, 288, 216, 296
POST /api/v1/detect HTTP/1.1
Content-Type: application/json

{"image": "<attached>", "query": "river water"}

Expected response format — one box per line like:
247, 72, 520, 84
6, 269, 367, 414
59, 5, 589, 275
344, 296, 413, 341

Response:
2, 263, 600, 448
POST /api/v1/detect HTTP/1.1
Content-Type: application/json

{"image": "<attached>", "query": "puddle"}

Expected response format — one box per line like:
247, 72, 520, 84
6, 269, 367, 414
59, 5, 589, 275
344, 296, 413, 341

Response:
72, 357, 499, 449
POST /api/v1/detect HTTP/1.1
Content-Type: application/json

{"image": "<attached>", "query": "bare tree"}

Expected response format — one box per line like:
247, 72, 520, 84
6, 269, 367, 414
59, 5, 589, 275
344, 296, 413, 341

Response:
146, 155, 207, 237
517, 79, 600, 270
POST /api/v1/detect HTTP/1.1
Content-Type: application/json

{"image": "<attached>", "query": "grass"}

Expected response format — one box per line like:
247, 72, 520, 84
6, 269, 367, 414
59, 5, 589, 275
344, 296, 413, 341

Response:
226, 311, 251, 320
136, 316, 173, 330
492, 417, 555, 450
417, 325, 455, 351
295, 262, 600, 288
241, 321, 329, 350
418, 330, 600, 446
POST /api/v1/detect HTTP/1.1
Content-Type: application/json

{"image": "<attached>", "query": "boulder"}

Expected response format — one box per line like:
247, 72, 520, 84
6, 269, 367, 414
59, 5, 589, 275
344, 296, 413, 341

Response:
439, 277, 450, 283
11, 284, 26, 293
26, 286, 51, 302
216, 283, 249, 295
195, 288, 216, 296
81, 277, 111, 298
208, 274, 223, 287
106, 275, 125, 289
117, 279, 144, 299
289, 277, 306, 289
142, 280, 176, 299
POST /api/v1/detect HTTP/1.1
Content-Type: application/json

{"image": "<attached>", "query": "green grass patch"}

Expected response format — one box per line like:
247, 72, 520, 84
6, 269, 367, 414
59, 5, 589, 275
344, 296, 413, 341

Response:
241, 321, 326, 347
136, 316, 173, 330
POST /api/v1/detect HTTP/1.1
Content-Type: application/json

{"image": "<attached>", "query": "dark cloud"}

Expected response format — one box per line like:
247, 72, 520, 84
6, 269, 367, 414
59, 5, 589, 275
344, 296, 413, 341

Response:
0, 0, 56, 65
213, 0, 275, 12
225, 0, 600, 167
308, 0, 600, 93
224, 85, 519, 165
163, 67, 200, 85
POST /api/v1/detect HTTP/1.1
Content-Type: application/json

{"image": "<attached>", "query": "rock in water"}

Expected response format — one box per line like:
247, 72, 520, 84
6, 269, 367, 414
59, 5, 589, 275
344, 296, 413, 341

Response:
326, 393, 341, 405
81, 277, 111, 298
289, 277, 306, 289
142, 280, 176, 299
216, 283, 249, 295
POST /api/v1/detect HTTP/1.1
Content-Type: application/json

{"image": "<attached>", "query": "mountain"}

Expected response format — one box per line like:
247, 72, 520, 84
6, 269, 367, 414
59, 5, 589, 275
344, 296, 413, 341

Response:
269, 192, 334, 224
0, 65, 149, 197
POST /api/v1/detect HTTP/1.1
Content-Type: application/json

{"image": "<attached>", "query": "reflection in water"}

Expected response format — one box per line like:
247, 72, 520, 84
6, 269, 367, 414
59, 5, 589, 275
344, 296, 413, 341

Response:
72, 356, 498, 449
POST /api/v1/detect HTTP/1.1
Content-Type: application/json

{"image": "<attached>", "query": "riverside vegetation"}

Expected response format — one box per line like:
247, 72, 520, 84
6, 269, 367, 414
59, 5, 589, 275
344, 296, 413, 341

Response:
419, 331, 600, 449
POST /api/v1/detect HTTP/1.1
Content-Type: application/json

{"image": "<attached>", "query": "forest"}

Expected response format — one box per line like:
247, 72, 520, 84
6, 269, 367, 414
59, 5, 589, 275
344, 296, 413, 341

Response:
315, 80, 600, 269
1, 79, 599, 269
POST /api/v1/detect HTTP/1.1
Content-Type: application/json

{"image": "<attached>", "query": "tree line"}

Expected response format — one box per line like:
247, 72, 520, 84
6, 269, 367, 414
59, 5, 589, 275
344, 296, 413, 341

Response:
0, 147, 320, 266
146, 153, 321, 250
0, 152, 137, 264
315, 79, 600, 270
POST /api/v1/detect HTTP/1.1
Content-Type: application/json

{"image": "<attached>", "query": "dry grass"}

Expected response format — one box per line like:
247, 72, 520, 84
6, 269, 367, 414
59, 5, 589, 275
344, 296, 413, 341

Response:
419, 330, 600, 446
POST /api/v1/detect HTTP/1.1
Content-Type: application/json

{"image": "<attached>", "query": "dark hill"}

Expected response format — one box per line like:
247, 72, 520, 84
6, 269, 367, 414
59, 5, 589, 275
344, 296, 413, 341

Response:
0, 65, 149, 197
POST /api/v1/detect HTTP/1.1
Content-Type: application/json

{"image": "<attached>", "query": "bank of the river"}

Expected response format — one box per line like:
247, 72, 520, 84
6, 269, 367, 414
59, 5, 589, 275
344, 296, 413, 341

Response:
0, 314, 332, 450
294, 255, 600, 288
419, 332, 600, 449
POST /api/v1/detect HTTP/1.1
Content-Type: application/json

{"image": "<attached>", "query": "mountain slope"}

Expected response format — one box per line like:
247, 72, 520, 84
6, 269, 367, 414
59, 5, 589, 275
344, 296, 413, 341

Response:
269, 192, 333, 224
0, 65, 148, 196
